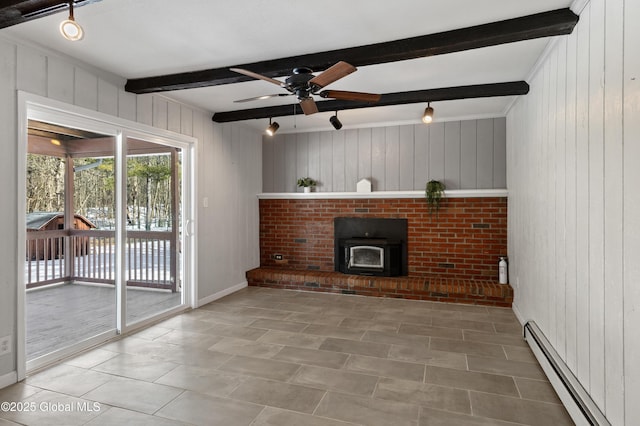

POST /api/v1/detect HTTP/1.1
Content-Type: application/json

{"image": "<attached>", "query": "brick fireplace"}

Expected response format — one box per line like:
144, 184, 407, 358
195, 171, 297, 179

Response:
249, 195, 512, 305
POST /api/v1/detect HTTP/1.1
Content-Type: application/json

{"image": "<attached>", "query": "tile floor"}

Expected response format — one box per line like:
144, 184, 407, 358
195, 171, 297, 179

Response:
0, 287, 574, 426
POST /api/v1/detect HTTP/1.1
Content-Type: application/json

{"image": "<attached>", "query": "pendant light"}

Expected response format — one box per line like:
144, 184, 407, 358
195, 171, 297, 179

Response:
329, 111, 342, 130
265, 118, 280, 136
60, 1, 84, 41
422, 102, 434, 124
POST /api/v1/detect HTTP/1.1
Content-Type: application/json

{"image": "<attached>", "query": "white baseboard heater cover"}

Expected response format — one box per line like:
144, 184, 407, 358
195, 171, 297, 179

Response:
524, 321, 610, 426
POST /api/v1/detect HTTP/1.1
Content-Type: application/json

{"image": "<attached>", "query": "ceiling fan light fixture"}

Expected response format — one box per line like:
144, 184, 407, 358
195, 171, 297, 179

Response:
329, 112, 342, 130
60, 2, 83, 41
265, 118, 280, 136
422, 103, 434, 124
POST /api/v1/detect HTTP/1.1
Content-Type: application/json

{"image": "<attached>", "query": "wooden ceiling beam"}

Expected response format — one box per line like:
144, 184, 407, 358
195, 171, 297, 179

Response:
211, 81, 529, 123
0, 0, 101, 29
126, 8, 577, 94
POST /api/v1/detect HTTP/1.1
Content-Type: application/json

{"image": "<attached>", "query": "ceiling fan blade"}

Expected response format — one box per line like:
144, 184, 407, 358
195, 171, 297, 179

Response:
234, 93, 291, 103
230, 68, 284, 87
300, 98, 319, 115
319, 90, 381, 103
309, 61, 357, 89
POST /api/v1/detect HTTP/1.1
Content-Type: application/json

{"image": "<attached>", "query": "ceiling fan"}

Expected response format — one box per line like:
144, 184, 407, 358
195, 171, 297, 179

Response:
230, 61, 381, 115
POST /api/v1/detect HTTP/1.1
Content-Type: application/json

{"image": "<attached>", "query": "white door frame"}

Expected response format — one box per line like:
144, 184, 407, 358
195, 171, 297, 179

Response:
16, 92, 198, 379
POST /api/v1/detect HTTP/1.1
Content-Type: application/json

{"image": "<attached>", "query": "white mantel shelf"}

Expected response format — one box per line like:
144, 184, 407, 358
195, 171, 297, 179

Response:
257, 189, 508, 200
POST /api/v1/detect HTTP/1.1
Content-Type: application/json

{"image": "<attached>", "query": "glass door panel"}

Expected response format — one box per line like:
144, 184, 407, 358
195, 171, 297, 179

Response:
125, 138, 183, 325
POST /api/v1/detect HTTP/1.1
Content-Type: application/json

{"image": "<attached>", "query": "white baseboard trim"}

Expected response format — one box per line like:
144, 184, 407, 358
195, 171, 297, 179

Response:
196, 281, 247, 308
0, 371, 17, 390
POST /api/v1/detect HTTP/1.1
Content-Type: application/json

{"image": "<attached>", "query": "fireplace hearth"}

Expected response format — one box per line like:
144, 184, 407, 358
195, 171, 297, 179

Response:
334, 218, 407, 276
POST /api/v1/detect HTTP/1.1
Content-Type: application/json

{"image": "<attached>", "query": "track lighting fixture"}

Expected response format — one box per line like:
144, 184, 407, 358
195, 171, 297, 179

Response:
60, 1, 84, 41
265, 118, 280, 136
422, 102, 434, 124
329, 111, 342, 130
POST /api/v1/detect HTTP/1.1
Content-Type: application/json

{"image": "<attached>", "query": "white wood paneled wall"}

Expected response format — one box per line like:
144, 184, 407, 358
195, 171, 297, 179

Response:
507, 0, 639, 423
263, 118, 506, 192
0, 36, 261, 379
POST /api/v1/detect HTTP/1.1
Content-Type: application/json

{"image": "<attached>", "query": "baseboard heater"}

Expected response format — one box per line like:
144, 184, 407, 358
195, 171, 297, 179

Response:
523, 321, 610, 426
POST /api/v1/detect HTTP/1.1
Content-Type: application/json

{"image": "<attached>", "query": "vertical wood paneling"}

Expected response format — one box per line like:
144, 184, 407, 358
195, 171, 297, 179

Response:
564, 28, 578, 372
74, 68, 98, 110
16, 46, 46, 95
371, 127, 386, 191
308, 132, 320, 185
603, 0, 625, 421
429, 123, 445, 181
399, 125, 414, 190
588, 0, 606, 408
152, 96, 168, 130
358, 128, 372, 180
332, 131, 345, 191
167, 102, 181, 133
413, 124, 429, 190
273, 135, 285, 192
46, 57, 74, 103
97, 79, 118, 116
180, 106, 193, 136
574, 5, 591, 387
444, 121, 461, 189
319, 132, 333, 191
296, 133, 309, 181
385, 126, 400, 191
118, 91, 137, 121
623, 0, 640, 423
262, 135, 274, 192
508, 0, 637, 421
136, 94, 153, 125
476, 119, 494, 188
493, 118, 507, 189
460, 120, 477, 189
284, 134, 297, 192
344, 129, 358, 191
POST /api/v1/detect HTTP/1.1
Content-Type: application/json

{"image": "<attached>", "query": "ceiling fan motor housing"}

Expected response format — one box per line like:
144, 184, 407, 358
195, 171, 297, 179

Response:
286, 68, 315, 99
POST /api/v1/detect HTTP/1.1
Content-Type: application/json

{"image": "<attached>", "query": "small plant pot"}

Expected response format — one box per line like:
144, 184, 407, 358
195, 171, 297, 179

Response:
303, 187, 311, 193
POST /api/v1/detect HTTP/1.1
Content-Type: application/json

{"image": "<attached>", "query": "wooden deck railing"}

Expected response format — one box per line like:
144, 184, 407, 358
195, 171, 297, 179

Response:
26, 229, 177, 291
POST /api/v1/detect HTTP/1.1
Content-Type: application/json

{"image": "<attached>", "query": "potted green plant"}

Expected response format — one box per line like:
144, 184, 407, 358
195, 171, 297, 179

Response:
425, 179, 445, 215
297, 177, 317, 193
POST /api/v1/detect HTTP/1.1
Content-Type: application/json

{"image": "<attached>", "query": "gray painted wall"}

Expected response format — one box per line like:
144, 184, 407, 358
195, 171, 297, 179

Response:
507, 0, 639, 423
262, 118, 506, 192
0, 36, 261, 380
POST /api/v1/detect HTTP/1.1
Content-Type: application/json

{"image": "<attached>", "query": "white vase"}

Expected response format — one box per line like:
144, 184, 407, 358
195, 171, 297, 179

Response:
303, 187, 311, 193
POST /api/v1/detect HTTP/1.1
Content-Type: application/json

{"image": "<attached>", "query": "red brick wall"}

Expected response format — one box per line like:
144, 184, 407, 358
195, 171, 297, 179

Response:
259, 197, 507, 280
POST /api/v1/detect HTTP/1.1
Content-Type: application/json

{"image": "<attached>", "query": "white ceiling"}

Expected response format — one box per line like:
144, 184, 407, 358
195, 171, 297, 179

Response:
1, 0, 574, 133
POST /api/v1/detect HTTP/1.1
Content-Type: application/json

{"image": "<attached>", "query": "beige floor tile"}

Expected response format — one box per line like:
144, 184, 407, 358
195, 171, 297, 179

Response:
362, 330, 429, 348
26, 364, 113, 397
430, 337, 506, 359
431, 303, 489, 314
233, 306, 293, 320
0, 383, 41, 402
374, 377, 471, 414
463, 330, 528, 347
218, 355, 301, 381
504, 345, 538, 364
153, 329, 224, 349
425, 366, 519, 397
91, 353, 179, 382
304, 324, 366, 340
469, 391, 573, 425
398, 323, 464, 340
229, 377, 325, 413
83, 377, 182, 414
467, 355, 547, 380
419, 406, 519, 426
374, 312, 434, 325
274, 302, 325, 313
493, 321, 523, 335
0, 418, 21, 425
388, 345, 467, 370
155, 390, 263, 425
339, 317, 400, 332
515, 377, 563, 404
273, 346, 349, 369
292, 364, 379, 396
285, 312, 346, 326
257, 329, 326, 349
201, 323, 269, 340
208, 337, 284, 358
155, 364, 245, 397
345, 355, 425, 382
63, 348, 120, 369
250, 406, 359, 426
130, 325, 173, 340
248, 318, 309, 332
162, 347, 234, 369
319, 337, 390, 358
431, 317, 496, 333
84, 407, 185, 426
314, 391, 420, 426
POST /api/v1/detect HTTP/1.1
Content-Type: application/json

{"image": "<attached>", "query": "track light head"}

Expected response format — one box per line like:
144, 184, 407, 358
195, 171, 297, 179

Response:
60, 2, 84, 41
265, 119, 280, 136
329, 112, 342, 130
422, 103, 434, 124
